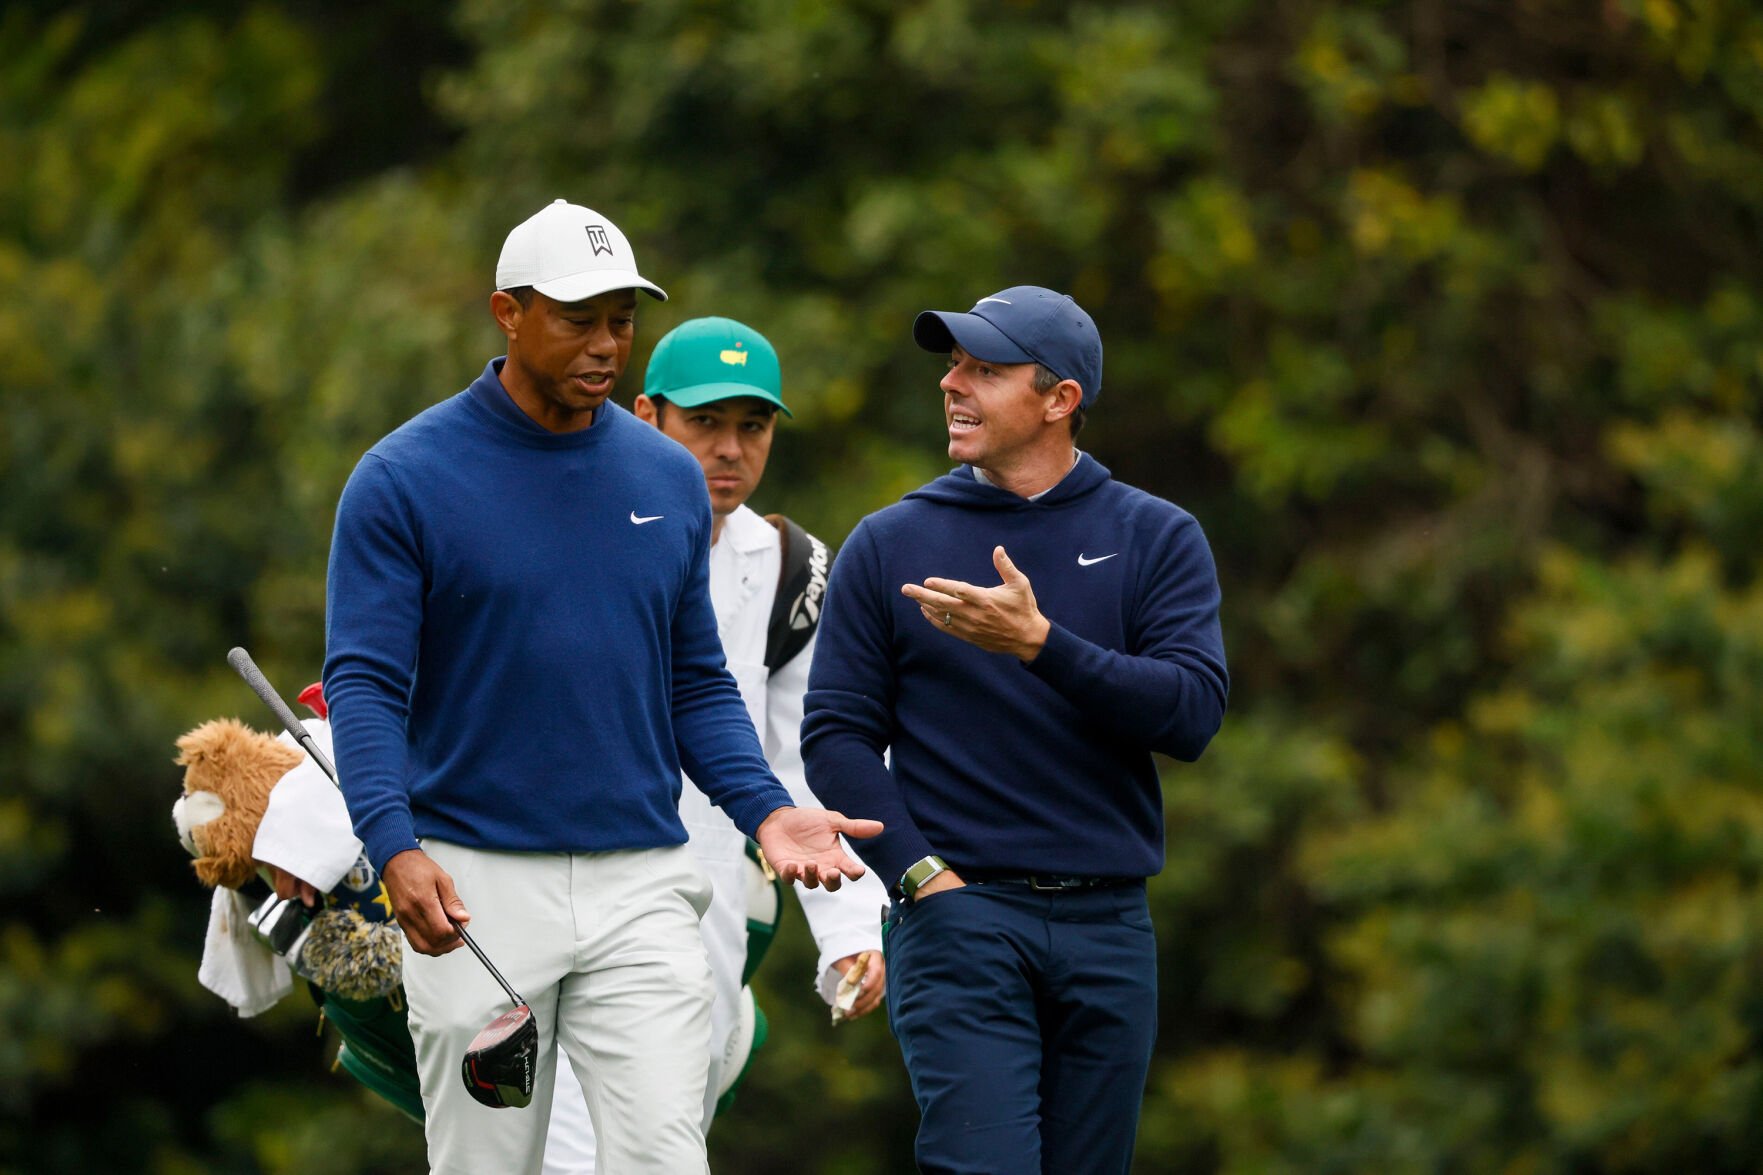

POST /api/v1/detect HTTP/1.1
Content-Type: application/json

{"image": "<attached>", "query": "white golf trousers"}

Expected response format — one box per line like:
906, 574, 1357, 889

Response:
543, 848, 753, 1172
403, 840, 714, 1175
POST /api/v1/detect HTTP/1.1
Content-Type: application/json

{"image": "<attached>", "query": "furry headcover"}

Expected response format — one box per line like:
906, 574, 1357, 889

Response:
174, 718, 302, 890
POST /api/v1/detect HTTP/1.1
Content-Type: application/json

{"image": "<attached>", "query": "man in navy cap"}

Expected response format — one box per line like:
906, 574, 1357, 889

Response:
803, 286, 1229, 1173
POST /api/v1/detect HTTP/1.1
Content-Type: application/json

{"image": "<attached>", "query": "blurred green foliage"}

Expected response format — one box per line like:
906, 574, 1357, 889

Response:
4, 0, 1762, 1170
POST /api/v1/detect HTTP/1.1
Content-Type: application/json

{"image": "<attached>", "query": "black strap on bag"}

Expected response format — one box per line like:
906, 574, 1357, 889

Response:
763, 514, 832, 673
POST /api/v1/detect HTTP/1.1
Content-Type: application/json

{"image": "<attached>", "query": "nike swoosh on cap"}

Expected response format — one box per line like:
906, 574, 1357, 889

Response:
1077, 553, 1117, 566
974, 297, 1013, 307
630, 512, 664, 524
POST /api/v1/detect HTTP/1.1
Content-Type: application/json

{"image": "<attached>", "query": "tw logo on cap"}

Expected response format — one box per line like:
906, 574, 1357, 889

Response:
586, 225, 613, 257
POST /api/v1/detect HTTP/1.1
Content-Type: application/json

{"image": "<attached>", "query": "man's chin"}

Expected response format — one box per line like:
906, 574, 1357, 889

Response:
710, 490, 749, 515
562, 380, 615, 410
548, 383, 608, 408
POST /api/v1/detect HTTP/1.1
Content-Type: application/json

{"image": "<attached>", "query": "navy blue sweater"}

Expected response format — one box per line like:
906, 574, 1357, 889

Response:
324, 359, 792, 873
802, 455, 1227, 887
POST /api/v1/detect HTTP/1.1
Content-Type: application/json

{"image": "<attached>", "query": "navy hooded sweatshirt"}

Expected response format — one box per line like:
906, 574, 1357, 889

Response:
801, 454, 1227, 888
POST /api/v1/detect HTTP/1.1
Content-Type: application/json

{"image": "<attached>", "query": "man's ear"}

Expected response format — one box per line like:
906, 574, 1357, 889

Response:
632, 393, 660, 425
1044, 378, 1083, 425
489, 290, 524, 340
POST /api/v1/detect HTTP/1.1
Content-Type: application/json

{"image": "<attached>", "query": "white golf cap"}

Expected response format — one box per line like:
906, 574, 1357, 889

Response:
495, 199, 668, 303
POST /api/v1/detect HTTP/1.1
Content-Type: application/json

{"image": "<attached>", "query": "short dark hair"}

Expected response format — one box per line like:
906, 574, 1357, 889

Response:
502, 285, 536, 309
1034, 364, 1086, 439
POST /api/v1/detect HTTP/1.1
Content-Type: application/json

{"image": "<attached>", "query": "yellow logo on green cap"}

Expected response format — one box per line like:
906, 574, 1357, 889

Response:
720, 346, 748, 366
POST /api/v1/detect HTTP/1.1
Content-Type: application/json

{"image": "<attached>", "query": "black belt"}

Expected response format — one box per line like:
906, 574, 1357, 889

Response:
963, 872, 1140, 892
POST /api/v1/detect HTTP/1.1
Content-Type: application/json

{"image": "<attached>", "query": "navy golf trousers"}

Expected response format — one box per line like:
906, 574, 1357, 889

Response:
884, 880, 1158, 1175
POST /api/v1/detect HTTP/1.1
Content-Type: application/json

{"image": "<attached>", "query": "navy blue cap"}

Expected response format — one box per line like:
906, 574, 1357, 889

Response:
912, 285, 1103, 408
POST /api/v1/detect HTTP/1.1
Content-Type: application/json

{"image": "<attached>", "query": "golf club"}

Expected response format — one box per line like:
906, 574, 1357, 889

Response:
452, 917, 537, 1109
226, 646, 537, 1108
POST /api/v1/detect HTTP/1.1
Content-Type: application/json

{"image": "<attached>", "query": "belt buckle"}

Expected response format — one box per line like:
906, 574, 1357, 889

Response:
1028, 876, 1079, 892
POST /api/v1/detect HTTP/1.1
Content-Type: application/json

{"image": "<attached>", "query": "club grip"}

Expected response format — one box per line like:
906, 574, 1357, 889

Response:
227, 646, 339, 785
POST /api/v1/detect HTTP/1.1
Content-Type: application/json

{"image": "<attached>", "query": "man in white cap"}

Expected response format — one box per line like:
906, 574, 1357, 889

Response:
323, 200, 881, 1174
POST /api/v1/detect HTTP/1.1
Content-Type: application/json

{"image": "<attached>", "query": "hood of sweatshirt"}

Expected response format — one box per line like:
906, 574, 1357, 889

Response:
902, 452, 1112, 512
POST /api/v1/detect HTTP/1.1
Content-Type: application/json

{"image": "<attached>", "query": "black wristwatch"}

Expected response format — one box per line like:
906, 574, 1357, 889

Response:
899, 854, 949, 900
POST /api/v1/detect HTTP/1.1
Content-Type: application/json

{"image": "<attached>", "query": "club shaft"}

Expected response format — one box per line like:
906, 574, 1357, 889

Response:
452, 919, 526, 1008
227, 646, 338, 785
226, 646, 525, 1009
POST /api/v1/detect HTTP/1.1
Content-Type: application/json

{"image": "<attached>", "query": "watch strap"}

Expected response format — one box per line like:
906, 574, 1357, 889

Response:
899, 854, 949, 900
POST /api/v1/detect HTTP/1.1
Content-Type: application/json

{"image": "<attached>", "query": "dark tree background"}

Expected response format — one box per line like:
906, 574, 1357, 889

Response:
5, 1, 1763, 1170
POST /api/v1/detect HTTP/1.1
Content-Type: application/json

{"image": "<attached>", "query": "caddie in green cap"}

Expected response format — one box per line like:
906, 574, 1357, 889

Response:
549, 317, 889, 1154
637, 317, 790, 538
644, 315, 791, 410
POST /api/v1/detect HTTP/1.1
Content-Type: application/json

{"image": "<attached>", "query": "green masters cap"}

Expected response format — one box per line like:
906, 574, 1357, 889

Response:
642, 316, 790, 416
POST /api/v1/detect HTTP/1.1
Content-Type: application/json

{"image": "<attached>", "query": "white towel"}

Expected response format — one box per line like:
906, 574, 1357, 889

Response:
255, 721, 361, 892
197, 887, 290, 1017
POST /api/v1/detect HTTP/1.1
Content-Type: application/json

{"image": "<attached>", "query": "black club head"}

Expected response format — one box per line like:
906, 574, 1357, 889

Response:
460, 1003, 537, 1109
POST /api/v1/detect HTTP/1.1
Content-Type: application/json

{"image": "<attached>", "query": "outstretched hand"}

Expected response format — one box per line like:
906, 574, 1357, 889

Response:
902, 545, 1051, 661
381, 848, 470, 956
755, 807, 883, 891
